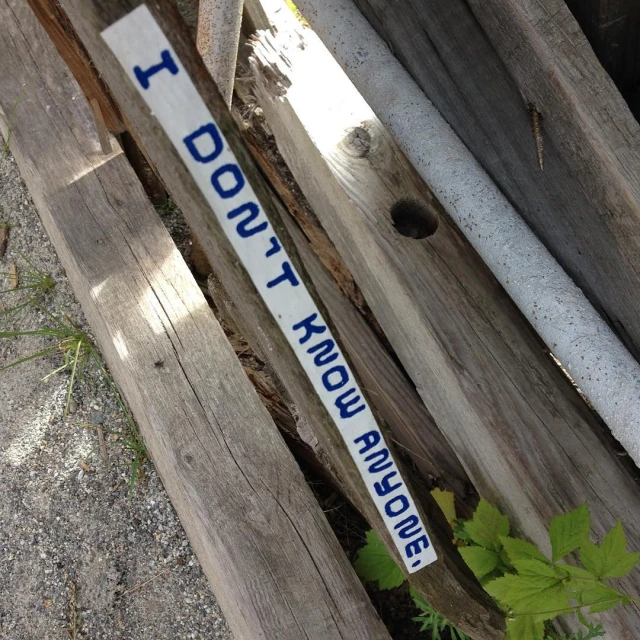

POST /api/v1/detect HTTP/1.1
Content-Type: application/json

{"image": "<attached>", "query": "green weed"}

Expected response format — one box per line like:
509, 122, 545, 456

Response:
354, 529, 466, 638
410, 587, 469, 640
354, 493, 640, 640
547, 623, 605, 640
0, 253, 55, 324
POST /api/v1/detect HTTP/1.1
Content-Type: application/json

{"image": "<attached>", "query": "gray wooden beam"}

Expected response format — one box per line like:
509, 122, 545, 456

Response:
352, 0, 640, 365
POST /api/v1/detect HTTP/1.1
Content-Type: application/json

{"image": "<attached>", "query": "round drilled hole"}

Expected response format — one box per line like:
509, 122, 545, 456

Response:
390, 198, 439, 239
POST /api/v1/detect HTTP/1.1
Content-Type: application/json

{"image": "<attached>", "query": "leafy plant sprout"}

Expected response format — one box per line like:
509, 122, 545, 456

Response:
458, 500, 640, 638
411, 588, 469, 640
354, 528, 467, 639
355, 492, 640, 639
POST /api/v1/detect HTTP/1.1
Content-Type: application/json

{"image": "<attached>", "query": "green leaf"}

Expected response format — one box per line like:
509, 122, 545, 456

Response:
601, 520, 635, 576
485, 573, 560, 609
431, 488, 457, 526
459, 546, 499, 579
522, 585, 571, 621
558, 563, 598, 590
506, 615, 545, 640
497, 547, 515, 574
578, 584, 626, 614
512, 559, 561, 580
501, 536, 549, 565
549, 503, 591, 562
486, 569, 571, 621
558, 564, 597, 580
464, 499, 510, 551
579, 540, 603, 577
580, 519, 640, 579
354, 530, 405, 590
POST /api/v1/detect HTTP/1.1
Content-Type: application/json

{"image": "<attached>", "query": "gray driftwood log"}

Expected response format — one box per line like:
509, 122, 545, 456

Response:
0, 3, 392, 638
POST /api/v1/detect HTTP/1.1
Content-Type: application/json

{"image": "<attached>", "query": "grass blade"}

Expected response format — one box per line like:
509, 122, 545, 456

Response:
0, 346, 60, 372
63, 338, 82, 418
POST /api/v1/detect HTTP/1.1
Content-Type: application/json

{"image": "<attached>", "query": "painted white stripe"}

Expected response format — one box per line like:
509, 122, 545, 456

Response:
102, 4, 436, 572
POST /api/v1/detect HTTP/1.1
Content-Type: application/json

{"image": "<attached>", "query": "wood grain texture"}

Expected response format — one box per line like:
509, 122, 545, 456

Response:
206, 271, 336, 480
237, 110, 474, 509
240, 123, 369, 320
55, 0, 504, 635
280, 206, 475, 511
24, 0, 124, 134
0, 4, 392, 638
251, 25, 640, 636
24, 0, 170, 204
564, 0, 640, 114
351, 0, 640, 365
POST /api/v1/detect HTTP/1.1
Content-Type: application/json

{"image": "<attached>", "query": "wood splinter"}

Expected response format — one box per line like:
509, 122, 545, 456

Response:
528, 102, 544, 171
9, 263, 18, 288
0, 224, 8, 259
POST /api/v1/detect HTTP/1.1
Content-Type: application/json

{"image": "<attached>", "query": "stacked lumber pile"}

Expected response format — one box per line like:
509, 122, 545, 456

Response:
1, 0, 639, 637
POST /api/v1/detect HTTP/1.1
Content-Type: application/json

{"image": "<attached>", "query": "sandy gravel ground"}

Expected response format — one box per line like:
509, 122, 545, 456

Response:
0, 147, 233, 640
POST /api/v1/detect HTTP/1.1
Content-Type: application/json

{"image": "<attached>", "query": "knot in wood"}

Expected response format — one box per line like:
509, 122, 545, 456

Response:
343, 125, 372, 157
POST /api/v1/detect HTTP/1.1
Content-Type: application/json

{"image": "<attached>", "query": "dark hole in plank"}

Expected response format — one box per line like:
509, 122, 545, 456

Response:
391, 198, 439, 239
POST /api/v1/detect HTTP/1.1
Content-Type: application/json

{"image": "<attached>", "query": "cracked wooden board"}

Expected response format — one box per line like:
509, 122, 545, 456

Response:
52, 0, 505, 635
250, 23, 640, 636
0, 3, 391, 638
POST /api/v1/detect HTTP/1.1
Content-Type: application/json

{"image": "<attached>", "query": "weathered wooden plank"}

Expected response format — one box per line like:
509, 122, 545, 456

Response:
24, 0, 124, 134
565, 0, 640, 115
239, 123, 369, 320
55, 0, 504, 635
0, 4, 393, 638
237, 112, 474, 507
280, 207, 474, 510
251, 24, 640, 636
206, 270, 345, 481
25, 0, 169, 204
351, 0, 640, 364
